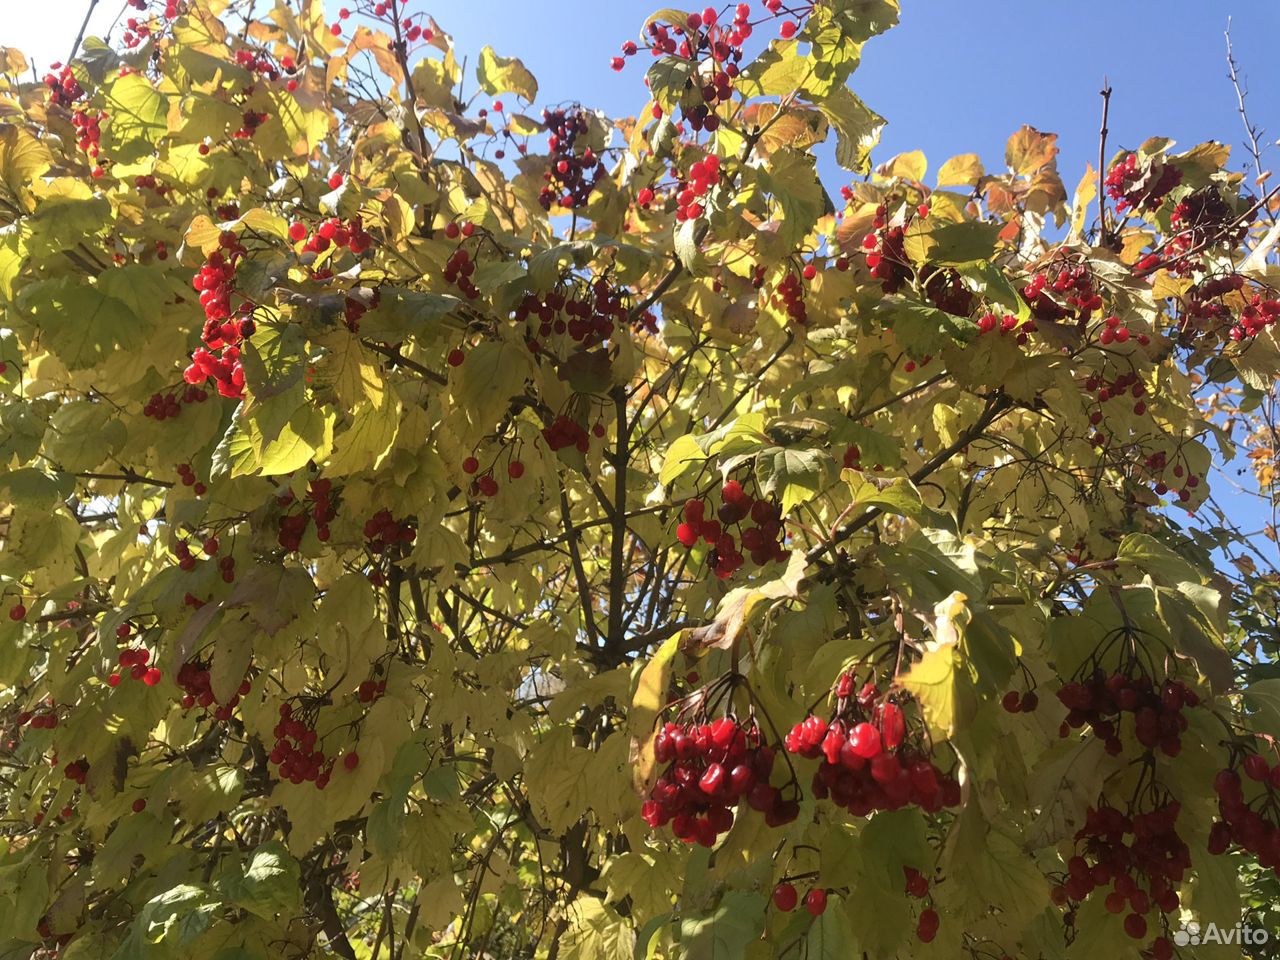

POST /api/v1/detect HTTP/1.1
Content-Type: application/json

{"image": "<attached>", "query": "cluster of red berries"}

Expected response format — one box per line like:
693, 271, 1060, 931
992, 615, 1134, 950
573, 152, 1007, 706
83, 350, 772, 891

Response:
186, 234, 251, 399
63, 759, 89, 785
1105, 153, 1182, 214
1084, 369, 1152, 448
538, 108, 604, 211
676, 480, 787, 579
71, 110, 106, 171
1166, 188, 1247, 270
443, 246, 479, 300
1230, 291, 1280, 341
1056, 670, 1199, 757
278, 478, 338, 550
975, 312, 1022, 337
1179, 273, 1244, 334
1021, 262, 1102, 324
1053, 800, 1185, 957
269, 703, 353, 788
514, 281, 628, 356
771, 882, 828, 916
233, 107, 270, 140
861, 213, 911, 293
362, 508, 414, 552
15, 701, 59, 729
108, 647, 161, 687
1001, 688, 1040, 713
542, 413, 593, 453
1208, 756, 1280, 878
769, 270, 809, 324
902, 868, 940, 942
355, 677, 387, 703
1097, 313, 1139, 346
143, 385, 208, 420
133, 174, 170, 197
786, 674, 961, 816
175, 462, 208, 495
175, 661, 251, 720
461, 455, 504, 497
674, 154, 720, 222
643, 714, 797, 844
291, 215, 373, 258
44, 64, 85, 107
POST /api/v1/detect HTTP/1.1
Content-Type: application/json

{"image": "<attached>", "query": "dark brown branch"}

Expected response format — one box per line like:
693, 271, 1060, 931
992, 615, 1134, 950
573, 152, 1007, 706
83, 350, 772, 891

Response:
1097, 78, 1113, 243
67, 0, 101, 65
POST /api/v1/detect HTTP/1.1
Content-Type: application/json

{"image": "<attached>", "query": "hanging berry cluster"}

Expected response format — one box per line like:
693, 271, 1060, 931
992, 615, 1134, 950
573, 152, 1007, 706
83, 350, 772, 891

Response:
1208, 751, 1280, 878
185, 233, 251, 399
269, 702, 350, 789
861, 210, 911, 293
676, 480, 787, 579
1021, 261, 1102, 325
1054, 798, 1185, 957
1104, 153, 1182, 214
291, 216, 374, 262
278, 479, 339, 550
1056, 648, 1201, 758
542, 413, 592, 453
43, 64, 85, 107
143, 384, 208, 420
538, 107, 604, 211
15, 700, 61, 731
362, 508, 415, 552
785, 671, 962, 816
769, 269, 809, 324
644, 677, 799, 845
513, 279, 628, 358
1165, 187, 1248, 269
674, 154, 720, 222
108, 647, 161, 687
175, 661, 252, 721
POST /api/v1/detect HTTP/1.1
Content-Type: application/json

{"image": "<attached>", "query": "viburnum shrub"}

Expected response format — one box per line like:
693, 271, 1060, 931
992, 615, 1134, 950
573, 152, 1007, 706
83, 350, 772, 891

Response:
2, 0, 1280, 957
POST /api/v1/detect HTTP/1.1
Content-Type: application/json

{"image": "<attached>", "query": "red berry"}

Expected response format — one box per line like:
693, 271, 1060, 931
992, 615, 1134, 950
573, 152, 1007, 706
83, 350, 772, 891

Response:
344, 752, 359, 770
9, 603, 26, 621
462, 456, 479, 474
131, 798, 147, 813
1123, 913, 1146, 939
916, 908, 939, 943
803, 888, 827, 916
288, 221, 307, 242
507, 460, 525, 479
328, 173, 343, 190
447, 348, 465, 367
772, 882, 797, 912
1001, 691, 1021, 712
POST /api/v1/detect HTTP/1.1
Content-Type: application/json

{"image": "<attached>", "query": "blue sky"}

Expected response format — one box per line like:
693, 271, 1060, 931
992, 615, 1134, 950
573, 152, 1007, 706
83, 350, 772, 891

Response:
12, 0, 1280, 557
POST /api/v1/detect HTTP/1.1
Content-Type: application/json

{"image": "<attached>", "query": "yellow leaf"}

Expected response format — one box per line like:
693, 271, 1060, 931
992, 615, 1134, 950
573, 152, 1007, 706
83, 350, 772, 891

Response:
627, 632, 681, 796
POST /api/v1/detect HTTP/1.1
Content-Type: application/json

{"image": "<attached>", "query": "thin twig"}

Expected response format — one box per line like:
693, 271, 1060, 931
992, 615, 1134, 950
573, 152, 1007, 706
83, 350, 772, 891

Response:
1225, 19, 1273, 214
1097, 78, 1113, 243
67, 0, 101, 65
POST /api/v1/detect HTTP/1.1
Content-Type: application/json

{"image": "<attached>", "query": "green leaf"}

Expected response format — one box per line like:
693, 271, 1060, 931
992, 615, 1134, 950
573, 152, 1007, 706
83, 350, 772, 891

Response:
754, 446, 832, 515
227, 842, 301, 920
646, 57, 695, 110
19, 279, 141, 370
659, 434, 706, 487
877, 294, 977, 358
476, 45, 538, 102
103, 72, 169, 163
902, 219, 1000, 266
816, 85, 884, 174
679, 891, 765, 960
0, 125, 52, 199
